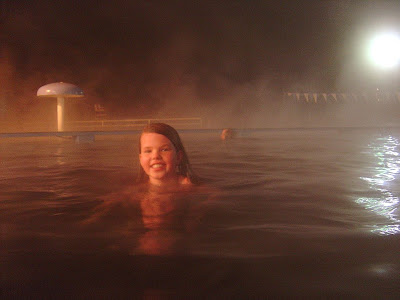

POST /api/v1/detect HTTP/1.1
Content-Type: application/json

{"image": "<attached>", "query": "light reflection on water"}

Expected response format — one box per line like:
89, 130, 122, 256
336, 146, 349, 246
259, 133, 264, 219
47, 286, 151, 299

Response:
357, 135, 400, 235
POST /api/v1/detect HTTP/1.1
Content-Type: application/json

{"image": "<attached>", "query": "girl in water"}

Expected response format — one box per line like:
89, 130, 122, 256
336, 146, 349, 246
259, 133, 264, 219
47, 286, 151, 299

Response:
136, 123, 207, 254
83, 123, 207, 255
137, 122, 201, 188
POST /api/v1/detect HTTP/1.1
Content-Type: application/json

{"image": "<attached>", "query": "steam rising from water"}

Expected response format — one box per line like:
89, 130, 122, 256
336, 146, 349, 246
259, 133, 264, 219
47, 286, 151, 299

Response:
1, 1, 400, 130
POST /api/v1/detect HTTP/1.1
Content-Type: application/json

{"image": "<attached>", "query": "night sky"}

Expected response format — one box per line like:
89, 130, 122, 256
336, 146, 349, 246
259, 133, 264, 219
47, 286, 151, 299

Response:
1, 0, 400, 120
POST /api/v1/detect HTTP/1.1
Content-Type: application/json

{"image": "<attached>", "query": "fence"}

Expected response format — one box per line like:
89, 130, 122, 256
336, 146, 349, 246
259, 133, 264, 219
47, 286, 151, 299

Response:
67, 117, 203, 131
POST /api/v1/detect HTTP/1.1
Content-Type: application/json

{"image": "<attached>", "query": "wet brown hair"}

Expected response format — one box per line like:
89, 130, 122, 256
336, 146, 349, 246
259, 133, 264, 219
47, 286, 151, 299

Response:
136, 123, 200, 184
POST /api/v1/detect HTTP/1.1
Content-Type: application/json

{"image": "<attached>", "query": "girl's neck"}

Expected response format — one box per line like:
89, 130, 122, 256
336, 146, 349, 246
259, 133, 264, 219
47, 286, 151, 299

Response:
148, 176, 191, 191
149, 176, 179, 188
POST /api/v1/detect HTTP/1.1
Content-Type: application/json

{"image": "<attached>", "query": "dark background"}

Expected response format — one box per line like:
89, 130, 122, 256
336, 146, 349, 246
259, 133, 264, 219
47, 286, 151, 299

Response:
1, 0, 400, 125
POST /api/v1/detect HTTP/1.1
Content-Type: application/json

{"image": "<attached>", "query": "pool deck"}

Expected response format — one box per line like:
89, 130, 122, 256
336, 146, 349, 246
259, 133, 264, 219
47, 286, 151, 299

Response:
1, 126, 400, 138
0, 130, 141, 138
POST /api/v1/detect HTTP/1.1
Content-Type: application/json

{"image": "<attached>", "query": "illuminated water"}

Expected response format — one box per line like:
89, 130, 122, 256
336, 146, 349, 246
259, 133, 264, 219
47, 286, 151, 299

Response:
1, 129, 400, 298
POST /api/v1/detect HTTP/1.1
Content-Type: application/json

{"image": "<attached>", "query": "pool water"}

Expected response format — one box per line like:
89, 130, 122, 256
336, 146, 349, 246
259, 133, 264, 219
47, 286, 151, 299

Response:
1, 129, 399, 298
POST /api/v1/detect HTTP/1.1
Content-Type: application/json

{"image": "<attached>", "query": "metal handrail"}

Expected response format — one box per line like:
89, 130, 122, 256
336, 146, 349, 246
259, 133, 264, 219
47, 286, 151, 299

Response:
67, 117, 203, 129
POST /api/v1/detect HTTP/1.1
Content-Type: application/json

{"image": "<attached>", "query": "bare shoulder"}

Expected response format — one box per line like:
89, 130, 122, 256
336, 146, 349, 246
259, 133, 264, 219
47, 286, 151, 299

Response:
179, 176, 193, 186
185, 181, 222, 205
81, 185, 142, 225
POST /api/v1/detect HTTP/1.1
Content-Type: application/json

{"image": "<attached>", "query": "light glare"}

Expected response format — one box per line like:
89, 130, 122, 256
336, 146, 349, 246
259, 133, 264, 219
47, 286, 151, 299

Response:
368, 33, 400, 69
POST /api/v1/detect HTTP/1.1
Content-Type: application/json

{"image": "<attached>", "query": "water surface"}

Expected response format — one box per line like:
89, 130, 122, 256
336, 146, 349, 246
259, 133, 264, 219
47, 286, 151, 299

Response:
1, 129, 399, 298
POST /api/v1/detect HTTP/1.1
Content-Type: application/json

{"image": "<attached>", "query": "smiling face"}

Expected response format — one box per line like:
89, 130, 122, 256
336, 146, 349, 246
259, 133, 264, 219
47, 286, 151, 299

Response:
139, 132, 181, 186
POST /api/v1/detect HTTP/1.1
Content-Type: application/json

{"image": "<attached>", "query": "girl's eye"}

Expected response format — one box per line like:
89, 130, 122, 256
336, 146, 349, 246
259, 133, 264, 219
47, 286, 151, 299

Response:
161, 148, 170, 152
143, 149, 151, 153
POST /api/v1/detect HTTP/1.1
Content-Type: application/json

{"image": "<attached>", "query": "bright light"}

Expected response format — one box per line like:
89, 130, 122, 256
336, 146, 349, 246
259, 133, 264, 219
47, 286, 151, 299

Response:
367, 32, 400, 69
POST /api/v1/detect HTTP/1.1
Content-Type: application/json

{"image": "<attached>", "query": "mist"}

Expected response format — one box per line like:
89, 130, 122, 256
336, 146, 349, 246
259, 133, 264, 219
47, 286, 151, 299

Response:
1, 0, 400, 131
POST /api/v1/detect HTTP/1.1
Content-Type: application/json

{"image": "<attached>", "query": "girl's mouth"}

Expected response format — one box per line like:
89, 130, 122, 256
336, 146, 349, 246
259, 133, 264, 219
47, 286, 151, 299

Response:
151, 163, 164, 169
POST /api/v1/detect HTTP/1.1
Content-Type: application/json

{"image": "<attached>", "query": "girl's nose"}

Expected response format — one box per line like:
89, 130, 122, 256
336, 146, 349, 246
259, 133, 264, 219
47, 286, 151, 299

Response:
151, 150, 161, 159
